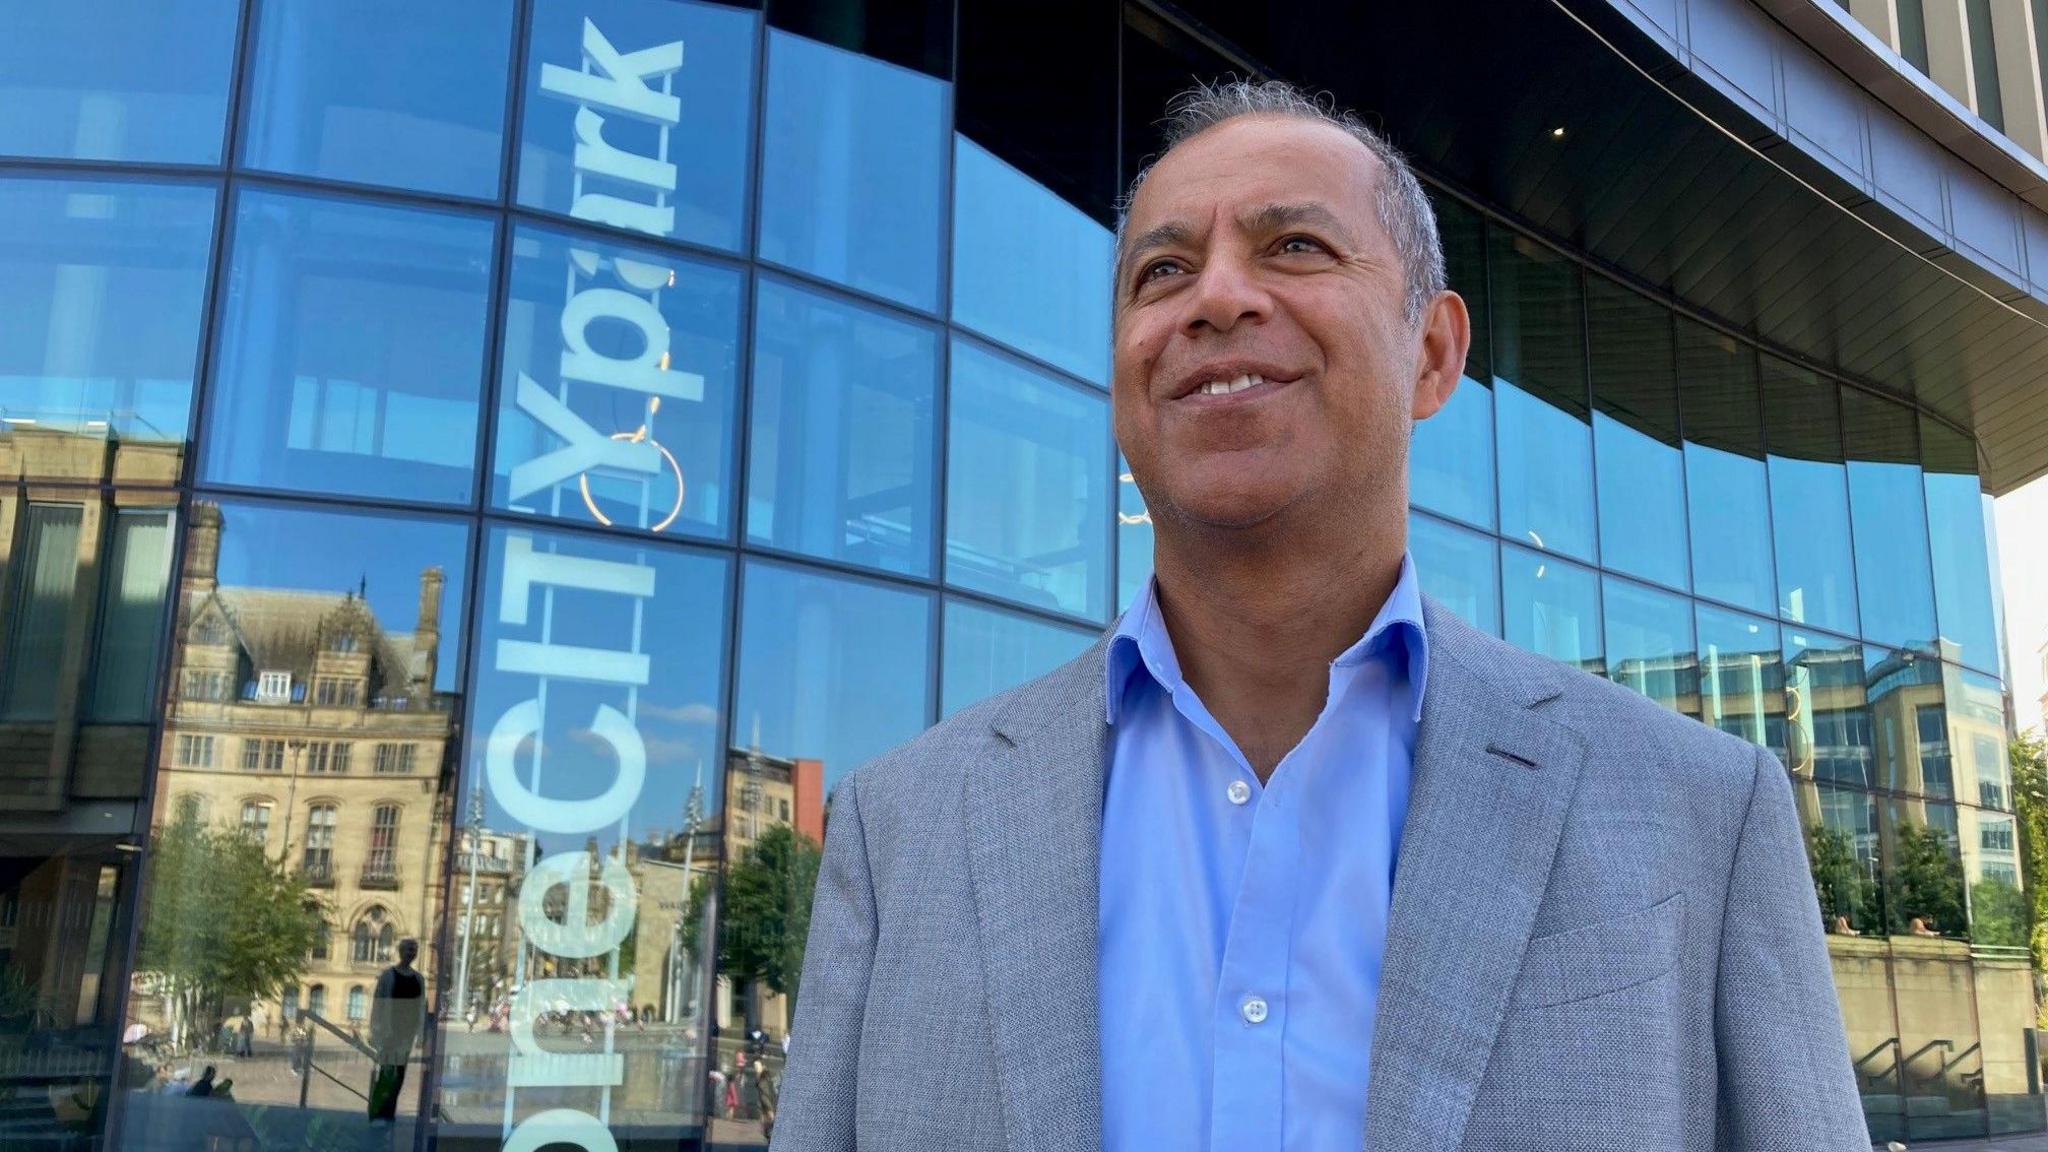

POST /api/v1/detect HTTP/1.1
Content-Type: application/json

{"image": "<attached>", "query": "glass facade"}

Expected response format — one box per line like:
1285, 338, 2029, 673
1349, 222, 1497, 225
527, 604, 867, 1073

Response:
0, 1, 2025, 1148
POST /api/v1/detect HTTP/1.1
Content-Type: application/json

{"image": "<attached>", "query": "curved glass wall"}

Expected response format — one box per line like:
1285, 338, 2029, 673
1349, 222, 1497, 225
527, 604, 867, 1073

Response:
0, 2, 2024, 1149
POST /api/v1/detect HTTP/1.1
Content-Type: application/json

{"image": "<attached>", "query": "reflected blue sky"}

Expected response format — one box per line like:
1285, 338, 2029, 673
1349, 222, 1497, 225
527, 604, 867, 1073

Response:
942, 598, 1095, 717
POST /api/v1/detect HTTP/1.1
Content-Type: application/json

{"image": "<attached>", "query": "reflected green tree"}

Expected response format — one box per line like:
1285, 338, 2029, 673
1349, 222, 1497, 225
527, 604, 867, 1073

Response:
1970, 875, 2028, 948
719, 825, 822, 1020
137, 814, 326, 1049
1806, 823, 1880, 933
1889, 821, 1968, 937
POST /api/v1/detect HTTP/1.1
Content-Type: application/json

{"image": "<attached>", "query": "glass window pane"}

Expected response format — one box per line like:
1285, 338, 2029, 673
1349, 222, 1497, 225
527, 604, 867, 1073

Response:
0, 0, 239, 163
1602, 576, 1693, 712
1843, 389, 1937, 654
1785, 629, 1875, 790
1920, 417, 1999, 673
1678, 320, 1775, 614
1490, 233, 1593, 561
456, 523, 727, 1135
1588, 279, 1687, 590
736, 560, 931, 794
1411, 198, 1494, 530
941, 598, 1095, 716
1408, 510, 1499, 637
202, 190, 494, 505
747, 278, 939, 576
1884, 796, 1968, 941
1117, 453, 1154, 615
952, 135, 1112, 384
1762, 358, 1859, 636
491, 222, 740, 538
88, 505, 176, 721
1696, 603, 1783, 758
517, 0, 757, 253
1502, 542, 1601, 673
240, 0, 513, 198
1, 503, 85, 719
0, 177, 217, 484
1948, 668, 2011, 810
1864, 646, 1946, 795
1807, 782, 1885, 938
759, 30, 945, 312
946, 338, 1110, 621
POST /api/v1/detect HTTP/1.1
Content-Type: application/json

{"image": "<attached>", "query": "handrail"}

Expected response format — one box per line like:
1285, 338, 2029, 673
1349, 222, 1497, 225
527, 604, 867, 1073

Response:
1854, 1036, 1902, 1072
1939, 1042, 1982, 1078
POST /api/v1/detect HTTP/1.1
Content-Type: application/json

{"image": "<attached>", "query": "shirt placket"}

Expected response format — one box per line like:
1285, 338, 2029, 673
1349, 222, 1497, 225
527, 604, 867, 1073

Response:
1207, 757, 1304, 1152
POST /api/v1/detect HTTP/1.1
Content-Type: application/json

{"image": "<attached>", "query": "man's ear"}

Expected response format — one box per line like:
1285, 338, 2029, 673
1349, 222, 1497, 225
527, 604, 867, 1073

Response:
1411, 290, 1471, 422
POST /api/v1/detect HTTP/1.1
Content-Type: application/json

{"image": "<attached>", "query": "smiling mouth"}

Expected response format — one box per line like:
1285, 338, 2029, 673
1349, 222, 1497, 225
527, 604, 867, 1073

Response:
1182, 372, 1295, 401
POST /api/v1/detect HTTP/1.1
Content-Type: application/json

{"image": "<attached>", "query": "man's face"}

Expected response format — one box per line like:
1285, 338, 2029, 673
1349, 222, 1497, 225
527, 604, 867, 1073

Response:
1113, 115, 1442, 539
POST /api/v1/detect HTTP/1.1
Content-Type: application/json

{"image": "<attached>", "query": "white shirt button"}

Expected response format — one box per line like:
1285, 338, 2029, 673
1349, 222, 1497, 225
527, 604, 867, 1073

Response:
1226, 779, 1252, 806
1240, 995, 1269, 1024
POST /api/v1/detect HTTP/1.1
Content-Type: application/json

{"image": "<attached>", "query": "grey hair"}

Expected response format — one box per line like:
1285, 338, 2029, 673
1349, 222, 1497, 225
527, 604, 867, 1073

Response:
1116, 79, 1446, 325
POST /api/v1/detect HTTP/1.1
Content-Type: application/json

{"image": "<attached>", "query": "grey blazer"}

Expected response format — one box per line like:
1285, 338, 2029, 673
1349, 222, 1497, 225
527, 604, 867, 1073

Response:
770, 597, 1868, 1151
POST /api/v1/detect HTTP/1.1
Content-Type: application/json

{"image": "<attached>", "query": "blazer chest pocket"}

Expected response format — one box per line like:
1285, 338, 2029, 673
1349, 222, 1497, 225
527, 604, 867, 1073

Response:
1511, 892, 1684, 1011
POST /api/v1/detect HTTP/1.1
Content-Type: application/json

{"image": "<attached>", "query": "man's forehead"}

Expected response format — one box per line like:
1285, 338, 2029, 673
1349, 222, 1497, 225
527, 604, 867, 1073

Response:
1124, 115, 1383, 236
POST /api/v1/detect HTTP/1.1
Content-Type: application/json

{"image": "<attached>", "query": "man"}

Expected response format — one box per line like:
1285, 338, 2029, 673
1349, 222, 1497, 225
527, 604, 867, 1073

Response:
366, 937, 425, 1122
771, 80, 1865, 1151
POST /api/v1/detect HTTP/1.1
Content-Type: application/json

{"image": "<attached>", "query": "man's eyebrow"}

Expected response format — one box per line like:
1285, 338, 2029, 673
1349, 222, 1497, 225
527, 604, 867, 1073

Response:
1118, 220, 1195, 281
1240, 201, 1355, 246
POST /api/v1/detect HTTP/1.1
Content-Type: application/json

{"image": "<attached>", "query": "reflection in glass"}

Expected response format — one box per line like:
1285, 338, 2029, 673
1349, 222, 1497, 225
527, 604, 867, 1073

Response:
453, 523, 727, 1136
1502, 543, 1600, 672
735, 560, 930, 795
1588, 279, 1687, 590
203, 190, 494, 505
0, 0, 238, 163
1408, 510, 1499, 637
1920, 417, 1999, 672
241, 0, 514, 198
126, 498, 470, 1138
1117, 454, 1154, 615
941, 598, 1095, 716
493, 223, 741, 538
1806, 782, 1884, 937
952, 135, 1113, 385
1785, 630, 1874, 790
1695, 603, 1782, 757
88, 506, 177, 721
1411, 198, 1494, 529
1602, 576, 1692, 712
946, 339, 1110, 621
759, 30, 945, 311
1491, 232, 1593, 562
1843, 389, 1937, 653
1947, 668, 2010, 811
1883, 797, 1968, 939
0, 504, 84, 720
517, 0, 758, 253
1863, 647, 1945, 796
1762, 358, 1858, 636
0, 177, 216, 483
748, 278, 939, 576
1678, 320, 1774, 614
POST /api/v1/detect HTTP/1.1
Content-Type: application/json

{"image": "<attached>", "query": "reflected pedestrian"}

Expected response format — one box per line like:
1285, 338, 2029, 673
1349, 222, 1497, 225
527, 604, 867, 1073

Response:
366, 938, 424, 1122
238, 1016, 253, 1057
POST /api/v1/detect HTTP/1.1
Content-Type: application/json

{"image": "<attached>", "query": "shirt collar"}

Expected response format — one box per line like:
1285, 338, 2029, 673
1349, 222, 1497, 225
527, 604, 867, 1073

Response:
1105, 552, 1430, 725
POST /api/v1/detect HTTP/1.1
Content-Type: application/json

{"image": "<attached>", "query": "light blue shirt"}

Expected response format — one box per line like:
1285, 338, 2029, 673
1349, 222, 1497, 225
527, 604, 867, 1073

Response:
1098, 555, 1429, 1152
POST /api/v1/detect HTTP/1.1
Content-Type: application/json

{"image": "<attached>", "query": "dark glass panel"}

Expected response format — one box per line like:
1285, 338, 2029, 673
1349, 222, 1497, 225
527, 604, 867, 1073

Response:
767, 0, 952, 79
1491, 232, 1594, 562
0, 177, 216, 485
491, 222, 742, 539
517, 0, 758, 253
758, 29, 945, 311
241, 0, 514, 198
1588, 278, 1687, 590
1408, 510, 1500, 638
1762, 358, 1859, 636
1677, 319, 1774, 614
1410, 198, 1495, 530
747, 277, 939, 576
202, 190, 495, 505
1843, 389, 1937, 654
0, 0, 238, 163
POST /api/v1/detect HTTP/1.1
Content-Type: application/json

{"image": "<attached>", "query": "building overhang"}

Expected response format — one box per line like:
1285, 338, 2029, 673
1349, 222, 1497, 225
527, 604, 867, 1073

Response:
1149, 0, 2048, 492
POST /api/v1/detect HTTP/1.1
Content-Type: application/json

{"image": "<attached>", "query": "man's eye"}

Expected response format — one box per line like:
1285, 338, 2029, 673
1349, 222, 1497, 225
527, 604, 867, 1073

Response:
1137, 259, 1185, 285
1278, 236, 1326, 255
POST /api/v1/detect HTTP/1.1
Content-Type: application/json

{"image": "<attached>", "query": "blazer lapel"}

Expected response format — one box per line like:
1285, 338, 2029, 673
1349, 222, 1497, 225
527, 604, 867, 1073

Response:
1363, 603, 1587, 1152
964, 638, 1111, 1152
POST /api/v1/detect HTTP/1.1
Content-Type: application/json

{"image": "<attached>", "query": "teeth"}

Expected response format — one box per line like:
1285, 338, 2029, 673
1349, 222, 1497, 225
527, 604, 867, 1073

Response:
1196, 373, 1264, 396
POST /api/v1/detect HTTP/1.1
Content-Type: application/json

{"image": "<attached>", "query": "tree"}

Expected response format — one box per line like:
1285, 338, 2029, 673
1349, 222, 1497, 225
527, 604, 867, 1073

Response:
137, 814, 327, 1049
718, 824, 822, 1022
1889, 820, 1968, 938
1971, 875, 2029, 948
2012, 730, 2048, 961
1806, 822, 1880, 934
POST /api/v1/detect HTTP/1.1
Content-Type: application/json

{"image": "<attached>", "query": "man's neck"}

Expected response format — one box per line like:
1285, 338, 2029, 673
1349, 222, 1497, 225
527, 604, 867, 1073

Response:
1151, 523, 1405, 781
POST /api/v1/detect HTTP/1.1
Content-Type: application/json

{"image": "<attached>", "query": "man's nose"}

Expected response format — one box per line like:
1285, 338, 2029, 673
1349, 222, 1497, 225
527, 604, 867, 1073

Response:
1180, 253, 1270, 336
